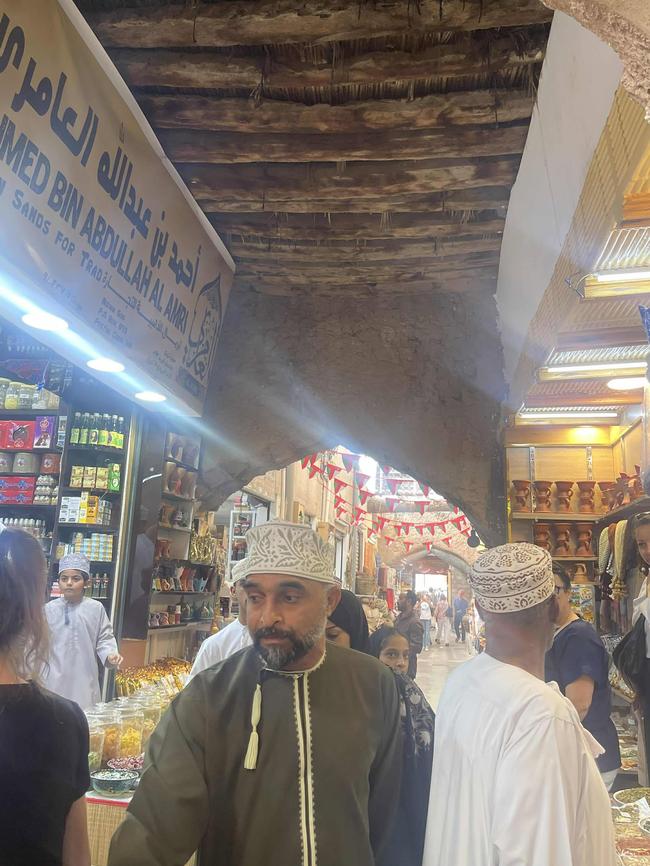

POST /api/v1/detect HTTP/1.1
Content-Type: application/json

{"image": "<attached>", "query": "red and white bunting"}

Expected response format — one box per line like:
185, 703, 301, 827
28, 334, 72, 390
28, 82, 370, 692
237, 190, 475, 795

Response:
461, 528, 471, 537
376, 515, 390, 530
358, 489, 372, 506
416, 525, 427, 536
325, 462, 343, 480
384, 536, 394, 547
355, 471, 371, 489
300, 455, 312, 470
442, 536, 452, 546
451, 515, 464, 529
420, 483, 431, 497
424, 541, 433, 551
341, 453, 361, 473
354, 506, 367, 523
385, 497, 399, 512
334, 495, 347, 509
404, 541, 413, 553
308, 464, 322, 479
453, 506, 459, 515
382, 465, 393, 475
386, 478, 402, 495
414, 500, 429, 514
333, 478, 350, 495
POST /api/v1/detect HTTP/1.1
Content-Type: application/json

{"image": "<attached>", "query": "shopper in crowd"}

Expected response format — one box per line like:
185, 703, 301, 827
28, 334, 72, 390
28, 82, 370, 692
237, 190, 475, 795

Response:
453, 589, 469, 642
423, 543, 618, 866
545, 563, 621, 790
395, 590, 424, 677
326, 588, 370, 652
43, 553, 122, 710
109, 521, 402, 866
369, 626, 434, 866
631, 513, 650, 781
188, 577, 252, 680
419, 593, 433, 651
0, 527, 91, 866
434, 594, 451, 646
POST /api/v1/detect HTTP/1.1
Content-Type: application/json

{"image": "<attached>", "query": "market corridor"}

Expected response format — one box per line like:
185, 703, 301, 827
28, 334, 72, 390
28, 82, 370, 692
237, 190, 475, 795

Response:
417, 643, 472, 711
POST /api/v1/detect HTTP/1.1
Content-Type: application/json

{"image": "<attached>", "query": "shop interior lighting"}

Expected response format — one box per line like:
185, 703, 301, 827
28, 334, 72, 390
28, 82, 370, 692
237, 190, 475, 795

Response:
545, 361, 647, 375
87, 358, 126, 374
519, 410, 619, 420
595, 269, 650, 283
21, 310, 69, 332
607, 377, 647, 391
135, 390, 167, 403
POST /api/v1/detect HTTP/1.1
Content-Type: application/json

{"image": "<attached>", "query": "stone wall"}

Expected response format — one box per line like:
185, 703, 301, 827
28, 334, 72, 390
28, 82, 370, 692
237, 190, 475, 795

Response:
201, 286, 507, 545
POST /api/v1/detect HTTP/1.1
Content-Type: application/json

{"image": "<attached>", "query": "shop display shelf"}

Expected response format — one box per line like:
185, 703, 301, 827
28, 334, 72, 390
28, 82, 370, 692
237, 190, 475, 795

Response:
164, 457, 199, 472
66, 445, 125, 457
148, 622, 212, 633
0, 501, 55, 507
158, 522, 192, 534
151, 590, 215, 597
510, 512, 602, 522
0, 409, 60, 417
161, 491, 195, 504
61, 486, 121, 498
596, 496, 650, 529
0, 447, 62, 454
57, 523, 118, 532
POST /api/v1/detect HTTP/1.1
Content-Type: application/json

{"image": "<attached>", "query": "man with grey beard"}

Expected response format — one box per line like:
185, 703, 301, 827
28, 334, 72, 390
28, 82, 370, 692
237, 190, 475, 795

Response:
109, 520, 402, 866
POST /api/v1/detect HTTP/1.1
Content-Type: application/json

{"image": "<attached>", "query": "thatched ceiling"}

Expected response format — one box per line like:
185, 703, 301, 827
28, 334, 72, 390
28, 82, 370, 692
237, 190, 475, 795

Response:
75, 0, 552, 539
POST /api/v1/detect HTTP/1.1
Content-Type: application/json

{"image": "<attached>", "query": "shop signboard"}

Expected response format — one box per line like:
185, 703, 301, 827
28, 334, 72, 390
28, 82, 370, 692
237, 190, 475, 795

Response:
0, 1, 234, 415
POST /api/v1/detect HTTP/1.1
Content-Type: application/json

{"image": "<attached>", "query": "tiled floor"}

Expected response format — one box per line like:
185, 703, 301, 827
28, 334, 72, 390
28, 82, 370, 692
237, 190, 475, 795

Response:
416, 639, 474, 710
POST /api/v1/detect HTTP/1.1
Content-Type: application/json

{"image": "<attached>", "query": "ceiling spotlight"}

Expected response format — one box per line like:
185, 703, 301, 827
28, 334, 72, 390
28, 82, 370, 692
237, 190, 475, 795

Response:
135, 390, 166, 403
22, 311, 68, 332
87, 358, 125, 373
607, 377, 647, 391
467, 529, 481, 548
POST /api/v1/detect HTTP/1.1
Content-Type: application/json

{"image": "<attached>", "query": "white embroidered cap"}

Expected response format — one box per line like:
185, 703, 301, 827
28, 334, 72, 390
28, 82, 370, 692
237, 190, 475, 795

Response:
469, 543, 554, 613
59, 552, 91, 577
232, 520, 336, 585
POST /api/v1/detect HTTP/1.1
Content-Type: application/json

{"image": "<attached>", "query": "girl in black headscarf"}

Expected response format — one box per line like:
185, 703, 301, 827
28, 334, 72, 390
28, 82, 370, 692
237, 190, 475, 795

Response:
369, 626, 435, 866
326, 589, 370, 653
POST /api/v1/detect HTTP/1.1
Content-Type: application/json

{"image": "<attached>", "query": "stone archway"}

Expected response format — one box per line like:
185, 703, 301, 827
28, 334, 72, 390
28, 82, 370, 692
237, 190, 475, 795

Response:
542, 1, 650, 119
402, 546, 472, 574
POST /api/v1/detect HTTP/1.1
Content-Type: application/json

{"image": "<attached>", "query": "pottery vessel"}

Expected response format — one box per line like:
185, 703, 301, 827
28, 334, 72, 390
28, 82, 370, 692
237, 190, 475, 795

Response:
576, 523, 593, 557
572, 564, 589, 584
533, 522, 552, 552
553, 523, 572, 557
511, 480, 532, 511
598, 482, 616, 511
554, 482, 574, 513
577, 482, 596, 513
533, 481, 553, 513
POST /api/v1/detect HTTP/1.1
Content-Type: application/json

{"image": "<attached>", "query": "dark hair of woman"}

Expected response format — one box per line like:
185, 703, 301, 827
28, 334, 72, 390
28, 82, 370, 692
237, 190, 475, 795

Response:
368, 625, 402, 658
0, 527, 49, 679
633, 513, 650, 576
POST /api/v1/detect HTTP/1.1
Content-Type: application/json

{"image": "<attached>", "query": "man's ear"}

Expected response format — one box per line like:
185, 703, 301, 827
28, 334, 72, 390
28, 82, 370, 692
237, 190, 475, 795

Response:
326, 584, 342, 617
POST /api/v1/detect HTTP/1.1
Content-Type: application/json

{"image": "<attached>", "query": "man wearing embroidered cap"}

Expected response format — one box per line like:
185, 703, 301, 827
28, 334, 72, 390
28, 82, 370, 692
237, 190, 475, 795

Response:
43, 552, 122, 709
110, 520, 402, 866
423, 543, 618, 866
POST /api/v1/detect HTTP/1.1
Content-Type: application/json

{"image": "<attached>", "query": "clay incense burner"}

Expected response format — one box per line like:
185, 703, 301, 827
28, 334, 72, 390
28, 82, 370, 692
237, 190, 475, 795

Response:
533, 481, 553, 513
533, 522, 552, 552
554, 482, 574, 513
511, 480, 532, 511
577, 482, 596, 514
553, 523, 572, 557
575, 523, 593, 557
598, 482, 616, 511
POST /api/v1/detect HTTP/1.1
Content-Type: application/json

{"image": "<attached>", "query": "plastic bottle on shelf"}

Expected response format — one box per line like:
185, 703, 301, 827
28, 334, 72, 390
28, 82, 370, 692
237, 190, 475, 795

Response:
69, 413, 82, 445
116, 417, 125, 450
89, 415, 100, 447
79, 413, 90, 446
101, 574, 109, 598
98, 415, 110, 447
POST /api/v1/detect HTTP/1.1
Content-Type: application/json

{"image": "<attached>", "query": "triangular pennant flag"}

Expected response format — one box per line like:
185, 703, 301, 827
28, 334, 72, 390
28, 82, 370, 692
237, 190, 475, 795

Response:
414, 500, 429, 514
335, 506, 346, 519
333, 478, 349, 495
382, 465, 393, 475
334, 495, 346, 509
416, 524, 426, 536
358, 489, 372, 506
385, 497, 399, 512
377, 515, 390, 530
404, 541, 413, 553
436, 521, 447, 534
442, 536, 452, 547
384, 536, 394, 547
308, 464, 322, 479
396, 523, 407, 537
354, 506, 367, 522
451, 515, 464, 529
420, 483, 430, 497
386, 478, 402, 495
325, 462, 343, 480
341, 453, 361, 473
367, 525, 376, 537
424, 541, 433, 551
300, 455, 312, 470
355, 471, 371, 489
461, 528, 471, 537
453, 506, 459, 514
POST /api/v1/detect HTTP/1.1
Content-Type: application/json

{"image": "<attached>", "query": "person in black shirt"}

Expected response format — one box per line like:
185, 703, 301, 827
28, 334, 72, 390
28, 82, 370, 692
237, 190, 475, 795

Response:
0, 527, 91, 866
545, 563, 621, 790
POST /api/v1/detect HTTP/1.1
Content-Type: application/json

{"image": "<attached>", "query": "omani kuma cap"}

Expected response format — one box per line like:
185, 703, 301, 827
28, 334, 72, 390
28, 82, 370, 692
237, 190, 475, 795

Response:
231, 519, 337, 585
469, 543, 554, 613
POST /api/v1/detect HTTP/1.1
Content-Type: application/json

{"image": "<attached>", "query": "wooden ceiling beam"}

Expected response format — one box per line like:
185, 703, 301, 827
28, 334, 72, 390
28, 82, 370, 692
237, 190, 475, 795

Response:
229, 236, 502, 262
181, 157, 519, 208
157, 123, 528, 164
85, 1, 552, 49
203, 186, 511, 215
136, 90, 535, 133
209, 212, 505, 241
235, 271, 497, 297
